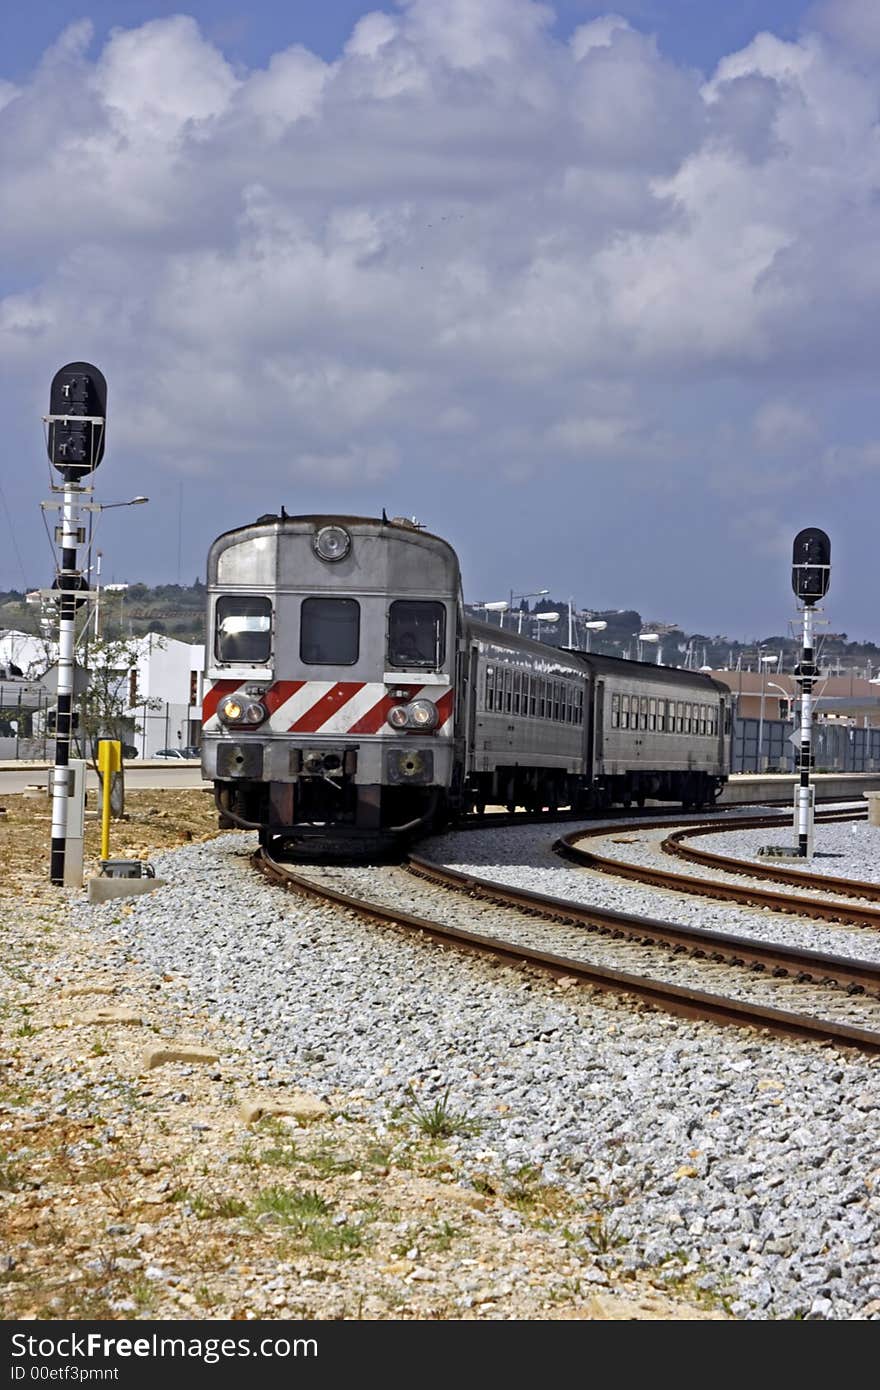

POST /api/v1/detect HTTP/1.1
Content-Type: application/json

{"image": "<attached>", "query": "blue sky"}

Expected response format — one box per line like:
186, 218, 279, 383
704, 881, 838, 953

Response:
2, 0, 880, 642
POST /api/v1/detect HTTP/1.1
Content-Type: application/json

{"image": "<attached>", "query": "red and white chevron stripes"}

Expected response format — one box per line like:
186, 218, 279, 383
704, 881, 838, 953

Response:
203, 680, 453, 737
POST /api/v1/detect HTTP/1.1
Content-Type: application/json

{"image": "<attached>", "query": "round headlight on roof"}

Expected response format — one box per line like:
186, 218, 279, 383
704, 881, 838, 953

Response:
313, 525, 351, 563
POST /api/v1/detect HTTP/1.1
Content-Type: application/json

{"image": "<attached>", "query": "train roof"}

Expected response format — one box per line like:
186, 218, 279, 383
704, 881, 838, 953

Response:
211, 513, 453, 549
469, 623, 729, 693
565, 649, 731, 694
468, 619, 590, 669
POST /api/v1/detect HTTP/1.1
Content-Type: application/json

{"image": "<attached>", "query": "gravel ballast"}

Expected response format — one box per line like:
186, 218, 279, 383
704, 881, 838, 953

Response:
73, 829, 880, 1321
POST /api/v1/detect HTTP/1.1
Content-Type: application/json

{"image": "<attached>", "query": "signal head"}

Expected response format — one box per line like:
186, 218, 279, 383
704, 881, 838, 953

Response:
791, 527, 831, 604
47, 362, 107, 481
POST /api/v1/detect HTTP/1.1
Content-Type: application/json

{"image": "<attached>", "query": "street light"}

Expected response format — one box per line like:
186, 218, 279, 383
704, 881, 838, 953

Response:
510, 589, 549, 634
531, 610, 560, 641
82, 496, 149, 638
637, 632, 660, 663
765, 680, 791, 718
475, 600, 509, 627
582, 619, 607, 652
757, 653, 779, 771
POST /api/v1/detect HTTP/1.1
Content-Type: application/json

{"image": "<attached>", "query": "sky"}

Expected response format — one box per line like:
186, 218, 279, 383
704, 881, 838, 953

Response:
2, 0, 880, 643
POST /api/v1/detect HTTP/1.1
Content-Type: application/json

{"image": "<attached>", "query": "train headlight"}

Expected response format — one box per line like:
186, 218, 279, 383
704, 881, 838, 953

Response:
406, 698, 439, 730
387, 699, 439, 731
219, 696, 267, 727
313, 525, 351, 563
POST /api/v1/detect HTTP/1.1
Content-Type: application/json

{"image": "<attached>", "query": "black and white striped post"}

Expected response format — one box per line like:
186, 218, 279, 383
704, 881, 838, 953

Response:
44, 363, 107, 886
791, 528, 831, 860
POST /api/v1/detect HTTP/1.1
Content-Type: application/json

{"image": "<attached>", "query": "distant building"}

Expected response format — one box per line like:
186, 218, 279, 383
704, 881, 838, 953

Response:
0, 630, 53, 680
120, 633, 205, 757
708, 669, 880, 727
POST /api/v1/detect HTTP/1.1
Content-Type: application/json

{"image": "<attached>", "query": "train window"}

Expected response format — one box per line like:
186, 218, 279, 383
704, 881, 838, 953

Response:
388, 601, 445, 668
539, 680, 546, 718
621, 694, 630, 730
577, 688, 584, 724
485, 666, 494, 711
504, 668, 512, 713
611, 693, 620, 728
529, 677, 536, 717
553, 682, 561, 721
640, 696, 648, 730
300, 597, 360, 665
648, 698, 656, 731
675, 700, 683, 733
657, 700, 665, 733
699, 705, 707, 735
565, 685, 572, 723
513, 670, 521, 715
215, 595, 272, 664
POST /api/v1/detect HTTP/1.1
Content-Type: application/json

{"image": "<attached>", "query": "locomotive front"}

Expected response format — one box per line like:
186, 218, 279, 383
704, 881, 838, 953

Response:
202, 514, 462, 852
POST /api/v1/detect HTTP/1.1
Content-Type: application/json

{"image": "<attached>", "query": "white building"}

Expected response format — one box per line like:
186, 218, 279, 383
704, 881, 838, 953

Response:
122, 633, 205, 757
0, 629, 54, 679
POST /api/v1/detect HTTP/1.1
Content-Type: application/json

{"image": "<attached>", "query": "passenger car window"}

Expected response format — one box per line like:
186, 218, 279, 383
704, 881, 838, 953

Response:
388, 601, 445, 667
300, 597, 360, 665
215, 596, 272, 664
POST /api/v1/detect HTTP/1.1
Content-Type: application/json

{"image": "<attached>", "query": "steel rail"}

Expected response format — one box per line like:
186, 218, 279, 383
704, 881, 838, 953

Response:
256, 849, 880, 1054
661, 823, 880, 901
558, 816, 880, 929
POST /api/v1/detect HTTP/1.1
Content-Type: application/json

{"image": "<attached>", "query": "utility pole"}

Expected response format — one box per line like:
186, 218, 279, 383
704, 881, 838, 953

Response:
43, 362, 107, 886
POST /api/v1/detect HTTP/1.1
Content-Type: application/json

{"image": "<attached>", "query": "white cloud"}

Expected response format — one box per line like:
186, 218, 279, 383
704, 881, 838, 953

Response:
810, 0, 880, 58
2, 2, 880, 631
822, 440, 880, 479
753, 401, 818, 453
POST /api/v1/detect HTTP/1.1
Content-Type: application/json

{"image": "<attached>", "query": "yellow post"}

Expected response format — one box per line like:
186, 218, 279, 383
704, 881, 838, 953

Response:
97, 740, 121, 863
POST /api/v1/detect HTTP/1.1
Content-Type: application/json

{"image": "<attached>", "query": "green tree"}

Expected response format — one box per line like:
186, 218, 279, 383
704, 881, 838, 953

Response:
75, 635, 163, 815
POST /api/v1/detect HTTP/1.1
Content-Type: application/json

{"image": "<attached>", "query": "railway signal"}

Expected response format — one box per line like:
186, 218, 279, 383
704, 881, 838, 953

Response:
43, 362, 107, 885
791, 528, 831, 859
46, 362, 107, 481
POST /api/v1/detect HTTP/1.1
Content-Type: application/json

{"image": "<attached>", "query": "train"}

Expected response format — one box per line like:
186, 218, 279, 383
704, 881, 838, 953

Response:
201, 512, 731, 852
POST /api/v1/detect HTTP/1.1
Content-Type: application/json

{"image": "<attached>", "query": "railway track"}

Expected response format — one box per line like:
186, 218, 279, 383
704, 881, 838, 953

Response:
255, 810, 880, 1054
557, 807, 880, 928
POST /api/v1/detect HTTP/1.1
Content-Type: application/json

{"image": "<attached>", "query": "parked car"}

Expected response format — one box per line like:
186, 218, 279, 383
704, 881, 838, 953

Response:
154, 748, 187, 759
181, 746, 201, 759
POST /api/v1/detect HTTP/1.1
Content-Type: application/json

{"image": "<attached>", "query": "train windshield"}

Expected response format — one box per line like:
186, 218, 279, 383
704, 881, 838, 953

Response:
215, 596, 272, 663
388, 600, 445, 668
300, 597, 360, 665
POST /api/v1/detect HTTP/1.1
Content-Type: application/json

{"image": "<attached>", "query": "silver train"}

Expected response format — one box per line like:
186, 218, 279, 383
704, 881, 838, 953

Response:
201, 512, 731, 851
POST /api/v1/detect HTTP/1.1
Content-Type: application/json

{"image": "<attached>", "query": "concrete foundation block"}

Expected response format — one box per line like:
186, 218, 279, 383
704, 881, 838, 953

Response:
87, 876, 167, 904
865, 792, 880, 827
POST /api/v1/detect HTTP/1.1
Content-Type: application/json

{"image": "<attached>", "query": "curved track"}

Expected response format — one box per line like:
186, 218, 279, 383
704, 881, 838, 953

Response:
557, 808, 880, 928
255, 821, 880, 1054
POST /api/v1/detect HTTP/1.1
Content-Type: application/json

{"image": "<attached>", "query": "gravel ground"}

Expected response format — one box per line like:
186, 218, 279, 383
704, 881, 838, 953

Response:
430, 822, 880, 963
66, 827, 880, 1321
0, 792, 726, 1321
694, 820, 880, 884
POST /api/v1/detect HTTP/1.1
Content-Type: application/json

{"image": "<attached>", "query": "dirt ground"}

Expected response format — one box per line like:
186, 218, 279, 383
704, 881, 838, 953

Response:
0, 785, 727, 1321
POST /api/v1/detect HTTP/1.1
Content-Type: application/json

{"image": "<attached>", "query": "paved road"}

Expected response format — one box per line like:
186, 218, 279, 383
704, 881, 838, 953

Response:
0, 763, 210, 794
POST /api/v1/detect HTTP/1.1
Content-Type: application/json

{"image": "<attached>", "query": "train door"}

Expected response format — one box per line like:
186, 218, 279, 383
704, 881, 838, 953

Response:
592, 680, 605, 776
466, 642, 480, 771
718, 696, 728, 771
